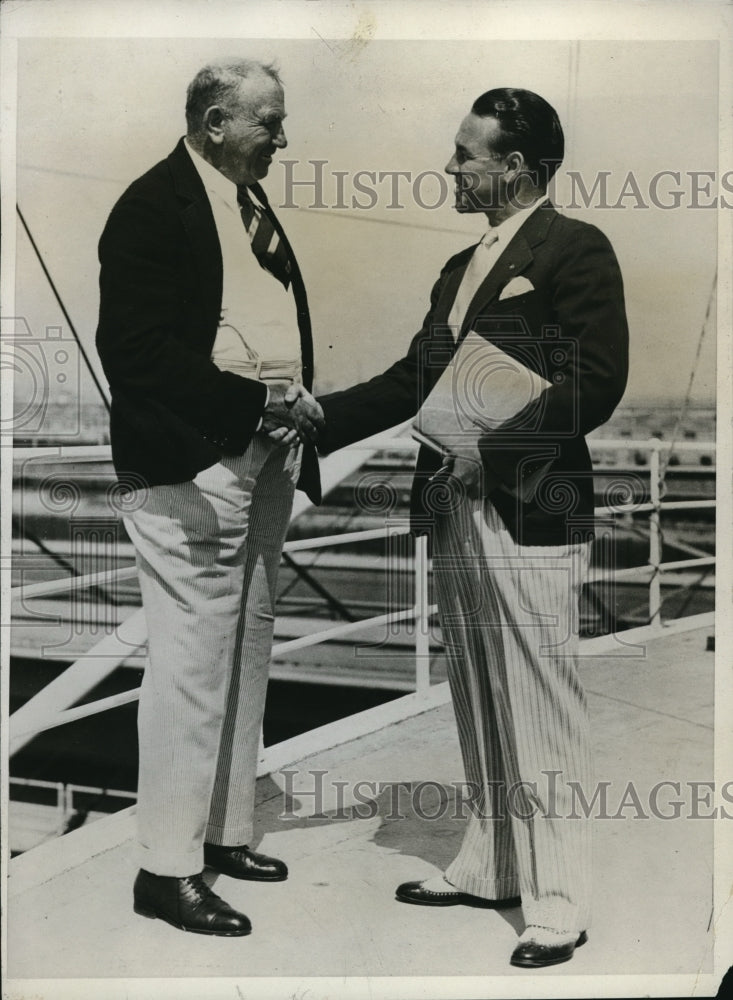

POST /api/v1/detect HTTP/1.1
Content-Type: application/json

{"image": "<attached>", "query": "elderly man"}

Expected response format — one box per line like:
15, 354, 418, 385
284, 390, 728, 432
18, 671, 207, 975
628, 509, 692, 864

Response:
96, 59, 323, 936
317, 88, 628, 967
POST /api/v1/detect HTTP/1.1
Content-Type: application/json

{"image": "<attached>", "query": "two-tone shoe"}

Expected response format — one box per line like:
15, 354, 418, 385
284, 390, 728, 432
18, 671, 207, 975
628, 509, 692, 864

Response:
396, 879, 521, 909
510, 930, 588, 968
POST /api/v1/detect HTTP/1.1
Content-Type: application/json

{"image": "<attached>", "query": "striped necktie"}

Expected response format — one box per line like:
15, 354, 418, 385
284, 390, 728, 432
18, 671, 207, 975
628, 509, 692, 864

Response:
237, 186, 292, 289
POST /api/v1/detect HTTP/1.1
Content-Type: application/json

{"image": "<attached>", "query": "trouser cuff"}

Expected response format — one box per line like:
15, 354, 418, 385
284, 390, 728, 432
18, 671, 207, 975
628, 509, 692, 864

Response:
445, 865, 520, 901
138, 843, 203, 877
205, 822, 254, 847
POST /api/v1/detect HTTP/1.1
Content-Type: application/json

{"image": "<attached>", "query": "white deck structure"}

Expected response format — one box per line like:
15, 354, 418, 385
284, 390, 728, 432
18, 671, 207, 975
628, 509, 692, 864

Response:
5, 434, 728, 998
5, 618, 724, 998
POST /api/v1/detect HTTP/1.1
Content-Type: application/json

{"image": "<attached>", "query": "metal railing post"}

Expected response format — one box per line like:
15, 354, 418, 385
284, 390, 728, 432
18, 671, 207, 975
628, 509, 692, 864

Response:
414, 533, 431, 695
649, 438, 663, 627
63, 784, 74, 824
56, 782, 66, 830
8, 433, 715, 748
8, 606, 148, 756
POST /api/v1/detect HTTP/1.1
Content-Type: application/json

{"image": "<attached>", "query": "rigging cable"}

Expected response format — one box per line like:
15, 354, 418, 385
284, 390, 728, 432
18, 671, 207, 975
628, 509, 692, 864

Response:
651, 269, 716, 624
16, 205, 111, 414
14, 205, 116, 605
659, 269, 716, 484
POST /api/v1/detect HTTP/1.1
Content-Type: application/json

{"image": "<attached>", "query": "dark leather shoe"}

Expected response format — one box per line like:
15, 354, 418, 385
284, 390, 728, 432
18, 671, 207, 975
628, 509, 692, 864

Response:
133, 869, 251, 936
510, 930, 588, 968
396, 879, 521, 908
203, 843, 288, 882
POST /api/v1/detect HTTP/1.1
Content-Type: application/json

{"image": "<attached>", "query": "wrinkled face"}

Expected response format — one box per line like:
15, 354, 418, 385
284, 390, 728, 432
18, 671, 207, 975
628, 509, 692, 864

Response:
445, 113, 509, 213
219, 73, 287, 185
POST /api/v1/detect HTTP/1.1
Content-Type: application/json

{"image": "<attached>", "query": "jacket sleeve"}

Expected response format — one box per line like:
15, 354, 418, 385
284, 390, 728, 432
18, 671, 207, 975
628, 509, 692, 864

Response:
318, 263, 454, 453
96, 191, 267, 452
479, 223, 629, 488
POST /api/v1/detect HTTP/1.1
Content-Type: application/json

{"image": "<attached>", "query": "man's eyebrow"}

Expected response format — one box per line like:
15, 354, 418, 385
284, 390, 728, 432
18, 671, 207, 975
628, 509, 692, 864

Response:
259, 110, 287, 123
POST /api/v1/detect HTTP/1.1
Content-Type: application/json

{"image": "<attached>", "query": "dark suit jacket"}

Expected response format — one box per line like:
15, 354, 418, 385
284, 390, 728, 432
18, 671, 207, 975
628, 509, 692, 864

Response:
96, 137, 321, 504
318, 204, 628, 545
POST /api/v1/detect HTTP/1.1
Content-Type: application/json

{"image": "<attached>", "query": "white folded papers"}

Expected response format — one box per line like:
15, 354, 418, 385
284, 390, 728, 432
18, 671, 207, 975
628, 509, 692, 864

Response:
412, 330, 552, 499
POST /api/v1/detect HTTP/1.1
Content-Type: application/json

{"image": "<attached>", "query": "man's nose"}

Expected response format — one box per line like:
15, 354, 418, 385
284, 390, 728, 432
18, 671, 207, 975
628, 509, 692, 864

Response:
273, 125, 287, 149
445, 154, 459, 175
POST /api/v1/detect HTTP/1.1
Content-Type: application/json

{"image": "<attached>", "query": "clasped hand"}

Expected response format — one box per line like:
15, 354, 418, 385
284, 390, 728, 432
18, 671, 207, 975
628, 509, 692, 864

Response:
261, 381, 325, 445
432, 441, 498, 501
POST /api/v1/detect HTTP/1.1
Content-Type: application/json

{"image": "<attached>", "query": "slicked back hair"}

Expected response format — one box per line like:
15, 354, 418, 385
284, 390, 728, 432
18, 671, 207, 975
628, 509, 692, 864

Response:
471, 88, 564, 190
185, 59, 282, 135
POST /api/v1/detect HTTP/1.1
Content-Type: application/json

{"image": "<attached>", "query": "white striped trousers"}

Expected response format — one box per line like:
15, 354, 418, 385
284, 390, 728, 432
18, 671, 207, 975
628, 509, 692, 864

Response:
433, 496, 593, 934
124, 436, 300, 876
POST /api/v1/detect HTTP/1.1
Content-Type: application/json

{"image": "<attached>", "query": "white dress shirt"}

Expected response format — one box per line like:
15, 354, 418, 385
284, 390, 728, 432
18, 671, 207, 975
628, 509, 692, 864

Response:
184, 140, 301, 378
447, 197, 548, 337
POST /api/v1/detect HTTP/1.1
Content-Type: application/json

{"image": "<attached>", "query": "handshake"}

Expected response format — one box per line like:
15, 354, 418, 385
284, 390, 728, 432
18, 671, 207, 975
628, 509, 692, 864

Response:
261, 381, 325, 446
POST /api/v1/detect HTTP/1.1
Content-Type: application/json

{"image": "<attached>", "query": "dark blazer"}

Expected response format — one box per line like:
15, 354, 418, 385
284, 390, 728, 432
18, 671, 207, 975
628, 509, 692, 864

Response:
96, 137, 321, 504
318, 204, 628, 545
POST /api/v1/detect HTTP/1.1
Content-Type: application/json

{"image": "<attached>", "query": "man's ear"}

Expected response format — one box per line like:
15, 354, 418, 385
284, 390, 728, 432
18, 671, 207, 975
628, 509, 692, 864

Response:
203, 105, 226, 144
503, 150, 526, 183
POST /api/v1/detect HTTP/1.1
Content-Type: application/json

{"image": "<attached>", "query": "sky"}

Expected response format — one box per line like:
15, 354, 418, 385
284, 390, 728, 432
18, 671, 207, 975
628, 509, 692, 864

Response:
9, 28, 722, 417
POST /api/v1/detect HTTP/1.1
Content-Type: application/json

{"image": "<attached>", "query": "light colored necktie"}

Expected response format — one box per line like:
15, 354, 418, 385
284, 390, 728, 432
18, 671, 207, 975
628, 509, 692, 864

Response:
448, 230, 500, 339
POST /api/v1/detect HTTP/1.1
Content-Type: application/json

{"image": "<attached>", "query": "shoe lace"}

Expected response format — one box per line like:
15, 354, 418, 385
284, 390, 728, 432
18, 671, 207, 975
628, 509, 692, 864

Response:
181, 873, 222, 907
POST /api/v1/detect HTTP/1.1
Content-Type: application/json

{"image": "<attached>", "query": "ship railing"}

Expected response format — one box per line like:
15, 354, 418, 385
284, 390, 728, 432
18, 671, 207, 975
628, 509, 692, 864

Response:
9, 433, 716, 764
9, 776, 137, 834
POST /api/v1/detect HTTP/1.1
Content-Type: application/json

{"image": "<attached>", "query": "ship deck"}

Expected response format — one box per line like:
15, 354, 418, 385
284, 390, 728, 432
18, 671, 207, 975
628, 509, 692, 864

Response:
5, 619, 724, 998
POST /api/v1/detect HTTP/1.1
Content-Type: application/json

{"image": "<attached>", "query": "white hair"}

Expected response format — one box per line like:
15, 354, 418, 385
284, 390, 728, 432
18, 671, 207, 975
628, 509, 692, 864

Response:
185, 58, 282, 135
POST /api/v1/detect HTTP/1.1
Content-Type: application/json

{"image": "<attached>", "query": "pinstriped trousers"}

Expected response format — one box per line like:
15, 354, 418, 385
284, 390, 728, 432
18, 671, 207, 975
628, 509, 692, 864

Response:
433, 496, 593, 934
124, 436, 300, 876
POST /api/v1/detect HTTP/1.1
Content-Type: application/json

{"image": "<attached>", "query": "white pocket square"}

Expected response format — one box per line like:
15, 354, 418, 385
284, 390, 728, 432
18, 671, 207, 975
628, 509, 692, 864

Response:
499, 276, 535, 300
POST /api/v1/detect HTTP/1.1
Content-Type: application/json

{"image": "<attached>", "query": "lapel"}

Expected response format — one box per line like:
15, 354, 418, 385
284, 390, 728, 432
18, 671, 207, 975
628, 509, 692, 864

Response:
459, 203, 558, 338
167, 138, 222, 323
164, 144, 314, 385
437, 246, 474, 327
